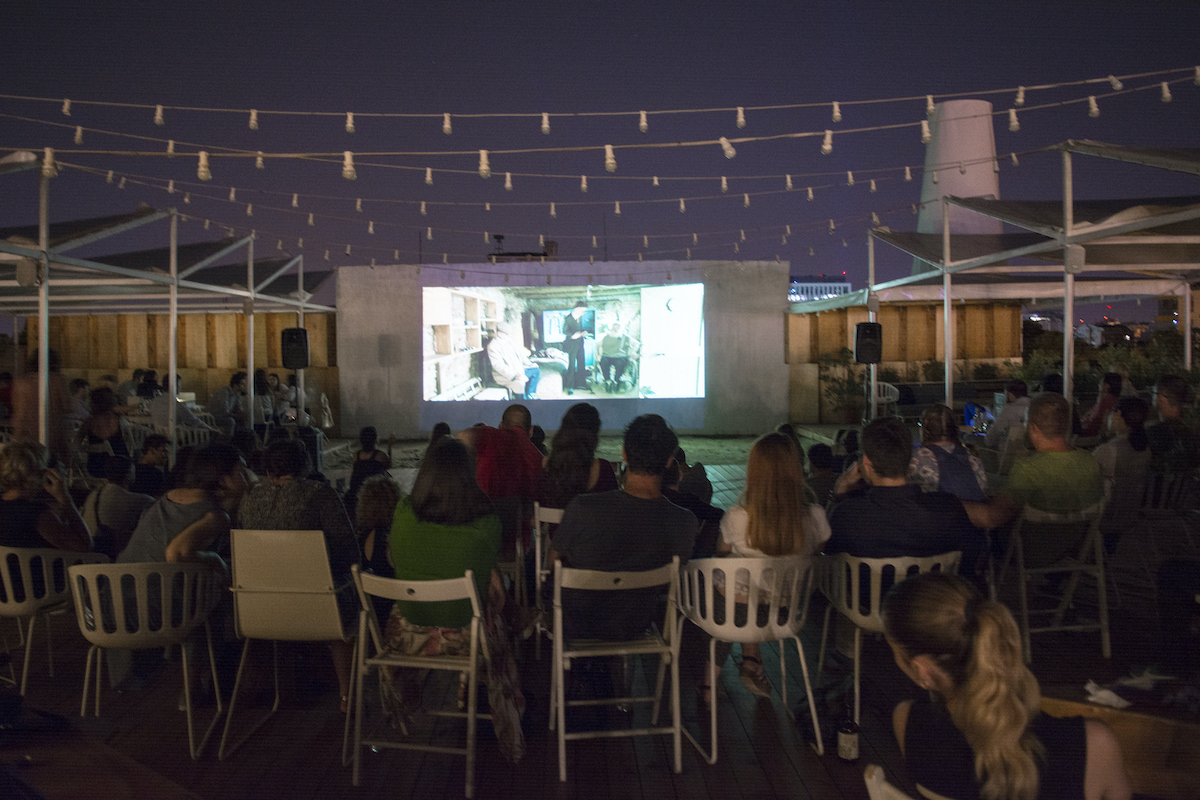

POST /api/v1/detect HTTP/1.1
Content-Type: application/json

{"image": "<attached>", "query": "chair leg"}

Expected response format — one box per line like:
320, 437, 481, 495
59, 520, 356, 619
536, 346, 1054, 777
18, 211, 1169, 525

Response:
19, 612, 36, 696
1015, 542, 1032, 665
548, 646, 557, 731
1095, 541, 1111, 660
465, 657, 479, 798
670, 641, 681, 774
352, 644, 367, 786
341, 637, 357, 767
650, 653, 667, 725
816, 604, 833, 685
94, 648, 104, 717
219, 639, 281, 761
853, 627, 862, 726
780, 638, 789, 709
80, 645, 97, 717
682, 636, 719, 765
556, 647, 567, 782
44, 611, 54, 679
184, 625, 226, 760
790, 636, 824, 756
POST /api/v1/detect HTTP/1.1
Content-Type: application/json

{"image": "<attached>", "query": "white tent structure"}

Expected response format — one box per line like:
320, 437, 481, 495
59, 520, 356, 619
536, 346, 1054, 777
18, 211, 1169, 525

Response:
0, 153, 335, 457
789, 140, 1200, 413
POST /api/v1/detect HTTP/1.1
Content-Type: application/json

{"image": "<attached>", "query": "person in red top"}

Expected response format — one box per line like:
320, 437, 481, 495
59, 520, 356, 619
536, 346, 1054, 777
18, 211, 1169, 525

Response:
457, 404, 544, 551
1079, 372, 1121, 438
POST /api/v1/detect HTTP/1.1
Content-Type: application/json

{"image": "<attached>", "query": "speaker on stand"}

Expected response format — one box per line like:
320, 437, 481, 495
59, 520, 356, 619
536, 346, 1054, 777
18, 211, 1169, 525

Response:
281, 328, 310, 369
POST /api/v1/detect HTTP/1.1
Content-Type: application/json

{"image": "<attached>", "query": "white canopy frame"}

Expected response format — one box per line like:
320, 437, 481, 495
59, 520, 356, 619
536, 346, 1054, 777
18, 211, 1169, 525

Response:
792, 140, 1200, 416
1, 161, 334, 460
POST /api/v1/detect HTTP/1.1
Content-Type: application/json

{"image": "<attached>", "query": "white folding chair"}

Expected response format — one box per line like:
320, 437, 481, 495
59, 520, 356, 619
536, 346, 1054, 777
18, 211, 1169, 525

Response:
219, 529, 358, 761
551, 556, 682, 782
817, 551, 962, 724
0, 546, 109, 694
864, 764, 920, 800
531, 502, 564, 659
1000, 502, 1109, 663
678, 556, 823, 761
67, 561, 225, 759
350, 565, 488, 798
122, 421, 154, 459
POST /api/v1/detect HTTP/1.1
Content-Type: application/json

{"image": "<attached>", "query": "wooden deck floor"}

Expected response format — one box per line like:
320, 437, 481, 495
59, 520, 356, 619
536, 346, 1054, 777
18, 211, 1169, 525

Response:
2, 467, 1196, 800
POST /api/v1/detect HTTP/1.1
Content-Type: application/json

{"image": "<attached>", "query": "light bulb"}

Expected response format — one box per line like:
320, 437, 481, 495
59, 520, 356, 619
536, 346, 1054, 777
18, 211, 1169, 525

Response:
614, 201, 621, 215
229, 187, 237, 202
442, 113, 452, 134
831, 101, 842, 123
427, 227, 432, 240
550, 203, 556, 218
74, 126, 83, 145
905, 165, 912, 182
255, 151, 264, 169
720, 176, 728, 193
342, 151, 357, 180
869, 179, 877, 193
926, 94, 935, 115
1014, 86, 1025, 107
736, 106, 746, 128
345, 112, 355, 133
356, 198, 363, 212
821, 129, 832, 155
167, 179, 174, 194
308, 212, 314, 225
420, 201, 426, 216
154, 104, 164, 125
425, 167, 433, 185
639, 110, 648, 132
1108, 74, 1123, 91
580, 175, 588, 192
196, 151, 211, 180
368, 220, 374, 234
478, 150, 490, 178
541, 112, 550, 135
920, 119, 931, 144
604, 144, 616, 172
1161, 82, 1172, 103
249, 109, 259, 130
743, 193, 750, 208
807, 186, 814, 201
40, 148, 58, 179
846, 171, 854, 186
1008, 108, 1019, 132
592, 235, 597, 248
166, 140, 175, 157
61, 98, 71, 116
785, 174, 793, 191
679, 198, 685, 213
292, 193, 299, 208
652, 176, 659, 187
246, 203, 252, 216
719, 137, 736, 158
1088, 96, 1099, 117
505, 172, 512, 191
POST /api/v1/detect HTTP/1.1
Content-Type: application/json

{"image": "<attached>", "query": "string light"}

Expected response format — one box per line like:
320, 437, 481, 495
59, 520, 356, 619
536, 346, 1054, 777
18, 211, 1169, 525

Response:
589, 255, 594, 265
197, 151, 211, 180
846, 171, 855, 186
1088, 96, 1100, 117
249, 109, 259, 130
427, 227, 433, 240
541, 112, 551, 135
1011, 152, 1019, 166
324, 250, 330, 261
425, 167, 433, 185
781, 234, 787, 245
484, 231, 490, 243
420, 201, 426, 215
592, 235, 598, 248
869, 179, 877, 192
785, 174, 793, 191
905, 166, 912, 182
550, 202, 556, 217
1161, 81, 1173, 102
105, 170, 114, 183
740, 229, 746, 241
442, 113, 452, 135
842, 238, 848, 247
1008, 108, 1019, 132
993, 157, 1000, 173
1108, 74, 1123, 91
809, 247, 814, 256
346, 244, 352, 255
580, 175, 588, 192
736, 106, 746, 128
686, 248, 691, 259
478, 150, 491, 178
184, 193, 190, 204
356, 198, 363, 212
539, 234, 544, 247
342, 151, 356, 180
1014, 86, 1025, 106
871, 212, 880, 225
925, 95, 935, 115
920, 119, 931, 144
958, 162, 966, 174
614, 201, 621, 215
679, 198, 686, 213
931, 170, 939, 184
807, 187, 814, 201
505, 172, 513, 190
345, 112, 355, 133
828, 219, 835, 234
638, 110, 648, 132
229, 187, 237, 202
40, 148, 58, 178
368, 220, 374, 234
308, 212, 314, 225
821, 130, 832, 155
245, 203, 253, 215
256, 151, 264, 169
1195, 66, 1200, 85
118, 177, 126, 189
733, 242, 739, 253
720, 176, 728, 193
154, 104, 164, 125
604, 144, 616, 172
167, 179, 175, 194
743, 193, 750, 207
291, 193, 299, 207
166, 140, 175, 157
73, 126, 82, 144
485, 202, 491, 211
652, 176, 659, 187
61, 98, 70, 116
371, 258, 376, 267
719, 136, 736, 158
642, 235, 648, 248
637, 254, 642, 263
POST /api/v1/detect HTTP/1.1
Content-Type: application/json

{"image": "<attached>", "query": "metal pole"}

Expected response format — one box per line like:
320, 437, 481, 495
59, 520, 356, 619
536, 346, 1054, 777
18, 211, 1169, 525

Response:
245, 237, 255, 432
297, 254, 306, 426
868, 233, 878, 420
1062, 150, 1075, 403
1183, 283, 1193, 371
942, 198, 953, 410
168, 211, 178, 462
37, 172, 49, 447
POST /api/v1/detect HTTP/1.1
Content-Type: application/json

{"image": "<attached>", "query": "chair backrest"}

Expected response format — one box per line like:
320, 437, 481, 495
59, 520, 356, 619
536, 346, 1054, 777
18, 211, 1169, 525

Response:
67, 561, 223, 650
679, 556, 814, 642
1140, 472, 1194, 512
0, 547, 109, 616
875, 382, 901, 403
553, 556, 679, 641
1014, 502, 1104, 567
863, 764, 919, 800
534, 502, 565, 528
823, 551, 962, 634
229, 529, 347, 642
353, 565, 482, 655
122, 422, 154, 459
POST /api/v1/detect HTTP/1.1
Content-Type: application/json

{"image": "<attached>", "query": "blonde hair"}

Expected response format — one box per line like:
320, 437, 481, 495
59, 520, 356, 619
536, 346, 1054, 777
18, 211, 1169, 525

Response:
0, 441, 49, 496
883, 574, 1043, 800
742, 432, 808, 556
355, 474, 401, 533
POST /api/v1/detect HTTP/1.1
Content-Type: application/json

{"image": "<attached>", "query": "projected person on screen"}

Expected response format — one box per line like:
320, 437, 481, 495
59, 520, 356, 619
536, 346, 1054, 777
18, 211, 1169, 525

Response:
597, 322, 636, 394
562, 301, 590, 396
488, 323, 541, 399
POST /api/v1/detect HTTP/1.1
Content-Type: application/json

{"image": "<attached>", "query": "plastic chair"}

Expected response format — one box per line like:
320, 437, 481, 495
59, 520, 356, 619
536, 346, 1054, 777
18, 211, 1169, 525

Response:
219, 529, 358, 761
155, 424, 212, 448
817, 551, 962, 724
551, 556, 682, 782
350, 565, 488, 798
864, 764, 919, 800
67, 561, 226, 759
999, 502, 1109, 663
122, 421, 154, 459
531, 502, 565, 659
874, 382, 901, 417
678, 556, 823, 761
0, 546, 109, 695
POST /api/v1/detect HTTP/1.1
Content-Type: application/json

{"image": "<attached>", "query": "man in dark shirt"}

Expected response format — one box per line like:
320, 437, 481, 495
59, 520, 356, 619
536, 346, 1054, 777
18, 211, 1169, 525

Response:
662, 447, 723, 559
1146, 374, 1199, 474
131, 433, 170, 497
550, 414, 697, 639
826, 417, 980, 564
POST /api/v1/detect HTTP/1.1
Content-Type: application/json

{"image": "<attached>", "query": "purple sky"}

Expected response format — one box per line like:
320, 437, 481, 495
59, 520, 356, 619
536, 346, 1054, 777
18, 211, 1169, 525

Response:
2, 1, 1198, 322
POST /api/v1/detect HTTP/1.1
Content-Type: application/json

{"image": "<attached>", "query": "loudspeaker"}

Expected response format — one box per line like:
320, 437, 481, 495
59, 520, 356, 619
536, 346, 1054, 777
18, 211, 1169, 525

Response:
281, 328, 310, 369
854, 322, 882, 364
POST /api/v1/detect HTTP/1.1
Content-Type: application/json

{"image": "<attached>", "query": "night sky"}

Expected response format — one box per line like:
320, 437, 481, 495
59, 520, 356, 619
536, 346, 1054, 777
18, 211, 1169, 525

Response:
2, 1, 1198, 321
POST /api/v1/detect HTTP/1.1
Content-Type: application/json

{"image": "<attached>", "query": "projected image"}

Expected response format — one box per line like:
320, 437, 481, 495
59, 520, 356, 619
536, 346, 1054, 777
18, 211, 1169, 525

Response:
422, 283, 704, 401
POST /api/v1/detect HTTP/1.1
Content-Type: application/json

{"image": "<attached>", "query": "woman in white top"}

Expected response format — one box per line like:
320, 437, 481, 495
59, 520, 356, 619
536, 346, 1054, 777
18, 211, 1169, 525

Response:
704, 432, 831, 702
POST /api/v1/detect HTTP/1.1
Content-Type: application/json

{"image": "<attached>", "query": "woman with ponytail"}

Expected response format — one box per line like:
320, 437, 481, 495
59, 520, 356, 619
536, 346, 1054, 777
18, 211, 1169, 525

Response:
883, 573, 1130, 800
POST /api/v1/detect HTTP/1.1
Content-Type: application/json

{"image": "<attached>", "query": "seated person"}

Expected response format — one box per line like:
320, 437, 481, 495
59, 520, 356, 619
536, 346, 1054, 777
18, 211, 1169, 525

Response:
207, 372, 248, 438
827, 418, 980, 564
0, 441, 91, 551
985, 379, 1030, 449
1079, 372, 1122, 438
82, 455, 155, 559
806, 443, 840, 508
662, 447, 723, 560
487, 323, 540, 400
1146, 373, 1200, 475
131, 434, 171, 497
355, 474, 401, 624
343, 426, 393, 523
549, 414, 697, 640
675, 445, 714, 505
79, 387, 131, 477
884, 573, 1131, 800
149, 376, 218, 433
1092, 397, 1152, 551
909, 405, 987, 503
539, 403, 618, 510
67, 378, 91, 422
1038, 374, 1082, 437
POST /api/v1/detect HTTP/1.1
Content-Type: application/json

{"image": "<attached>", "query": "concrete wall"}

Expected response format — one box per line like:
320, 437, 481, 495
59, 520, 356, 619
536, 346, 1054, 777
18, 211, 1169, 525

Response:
335, 260, 790, 437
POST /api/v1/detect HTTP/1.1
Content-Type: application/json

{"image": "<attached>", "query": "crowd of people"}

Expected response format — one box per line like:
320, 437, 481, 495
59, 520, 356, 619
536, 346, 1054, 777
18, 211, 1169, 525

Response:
6, 362, 1200, 797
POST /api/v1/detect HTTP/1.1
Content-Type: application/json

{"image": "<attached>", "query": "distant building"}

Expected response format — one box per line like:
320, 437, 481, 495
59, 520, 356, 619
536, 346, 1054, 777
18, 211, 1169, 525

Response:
788, 274, 851, 303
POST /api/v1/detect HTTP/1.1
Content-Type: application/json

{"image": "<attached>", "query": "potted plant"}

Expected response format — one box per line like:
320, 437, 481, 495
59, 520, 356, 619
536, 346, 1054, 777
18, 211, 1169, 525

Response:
818, 347, 866, 423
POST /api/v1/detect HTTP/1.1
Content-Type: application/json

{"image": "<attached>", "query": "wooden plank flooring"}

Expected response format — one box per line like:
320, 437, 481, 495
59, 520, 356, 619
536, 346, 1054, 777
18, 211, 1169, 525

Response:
3, 465, 1196, 800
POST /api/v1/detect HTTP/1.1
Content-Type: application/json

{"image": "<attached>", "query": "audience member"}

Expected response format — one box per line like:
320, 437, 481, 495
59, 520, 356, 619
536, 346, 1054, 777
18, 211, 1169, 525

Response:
0, 372, 12, 419
884, 573, 1131, 800
530, 424, 548, 456
1080, 372, 1122, 438
354, 474, 400, 624
97, 374, 119, 392
909, 405, 987, 502
675, 445, 714, 504
265, 372, 289, 421
208, 371, 248, 437
67, 378, 91, 421
458, 403, 544, 503
806, 443, 839, 507
704, 432, 830, 701
1092, 396, 1152, 551
250, 369, 274, 432
662, 446, 724, 559
82, 455, 155, 559
116, 369, 144, 404
0, 441, 91, 551
488, 322, 540, 399
540, 403, 618, 509
426, 422, 452, 458
342, 426, 393, 519
136, 369, 161, 400
11, 349, 71, 464
827, 418, 979, 563
549, 414, 697, 639
1146, 374, 1199, 474
985, 379, 1030, 449
1038, 373, 1082, 436
149, 376, 218, 433
238, 438, 360, 710
79, 387, 131, 477
132, 433, 171, 496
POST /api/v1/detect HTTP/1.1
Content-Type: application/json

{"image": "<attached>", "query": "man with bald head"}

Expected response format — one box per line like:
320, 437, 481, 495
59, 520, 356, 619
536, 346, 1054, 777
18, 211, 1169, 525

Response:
488, 322, 540, 400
